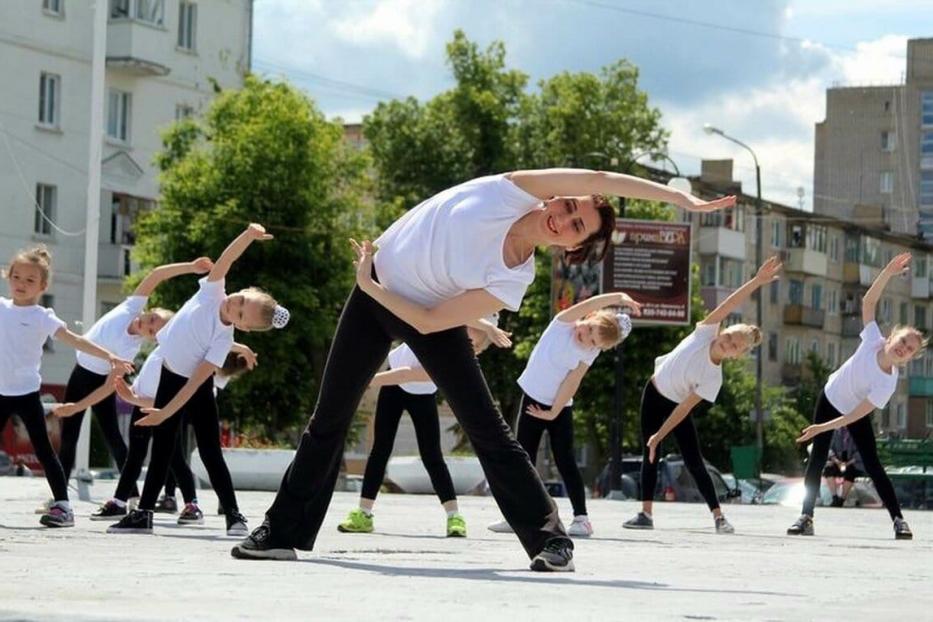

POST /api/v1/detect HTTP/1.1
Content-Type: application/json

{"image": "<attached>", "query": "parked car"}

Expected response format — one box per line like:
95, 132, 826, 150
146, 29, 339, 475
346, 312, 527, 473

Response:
0, 450, 11, 476
887, 468, 933, 510
761, 477, 882, 508
596, 454, 739, 503
721, 473, 778, 504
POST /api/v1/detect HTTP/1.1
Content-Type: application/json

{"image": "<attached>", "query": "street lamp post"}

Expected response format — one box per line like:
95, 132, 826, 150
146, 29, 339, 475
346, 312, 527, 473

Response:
703, 124, 765, 459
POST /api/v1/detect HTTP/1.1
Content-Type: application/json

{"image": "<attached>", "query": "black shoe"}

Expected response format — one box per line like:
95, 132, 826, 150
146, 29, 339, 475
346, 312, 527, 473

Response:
90, 500, 127, 521
831, 495, 845, 508
177, 503, 205, 525
787, 515, 814, 536
530, 537, 575, 572
225, 510, 249, 536
154, 495, 178, 514
894, 518, 913, 540
217, 503, 225, 516
622, 511, 654, 530
231, 522, 297, 561
107, 509, 153, 534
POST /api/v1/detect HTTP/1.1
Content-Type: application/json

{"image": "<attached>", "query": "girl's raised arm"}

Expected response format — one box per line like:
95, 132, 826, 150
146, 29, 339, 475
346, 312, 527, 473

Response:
862, 252, 910, 325
208, 223, 273, 283
701, 256, 782, 326
555, 292, 641, 323
134, 257, 213, 296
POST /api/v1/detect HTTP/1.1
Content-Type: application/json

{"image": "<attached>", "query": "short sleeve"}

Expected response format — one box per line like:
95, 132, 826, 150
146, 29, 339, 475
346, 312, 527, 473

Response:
43, 309, 67, 340
695, 370, 723, 403
867, 382, 895, 409
121, 295, 148, 315
204, 334, 234, 369
693, 322, 720, 344
197, 277, 226, 303
581, 347, 601, 366
859, 321, 883, 344
486, 277, 531, 313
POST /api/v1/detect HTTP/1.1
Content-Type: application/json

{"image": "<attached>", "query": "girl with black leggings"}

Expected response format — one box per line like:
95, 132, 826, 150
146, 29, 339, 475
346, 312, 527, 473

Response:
231, 168, 732, 572
52, 258, 212, 507
488, 292, 637, 538
791, 253, 924, 540
624, 257, 782, 534
338, 324, 501, 538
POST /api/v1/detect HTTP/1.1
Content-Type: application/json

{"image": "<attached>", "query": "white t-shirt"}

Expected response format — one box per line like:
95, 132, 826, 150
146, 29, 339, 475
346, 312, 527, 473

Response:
653, 322, 723, 403
0, 297, 66, 396
131, 348, 164, 400
387, 344, 436, 395
155, 278, 234, 378
76, 295, 147, 375
517, 318, 600, 407
374, 174, 540, 312
825, 322, 898, 413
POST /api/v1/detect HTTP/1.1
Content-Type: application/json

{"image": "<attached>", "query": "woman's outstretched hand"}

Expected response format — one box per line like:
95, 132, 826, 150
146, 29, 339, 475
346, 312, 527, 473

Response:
350, 239, 376, 292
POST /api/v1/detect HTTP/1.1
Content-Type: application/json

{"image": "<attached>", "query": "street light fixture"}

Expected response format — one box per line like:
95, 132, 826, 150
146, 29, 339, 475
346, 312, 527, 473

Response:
703, 123, 765, 462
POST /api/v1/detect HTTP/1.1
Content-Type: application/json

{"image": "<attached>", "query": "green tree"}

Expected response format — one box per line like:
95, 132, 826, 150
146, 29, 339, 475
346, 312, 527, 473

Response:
132, 76, 368, 441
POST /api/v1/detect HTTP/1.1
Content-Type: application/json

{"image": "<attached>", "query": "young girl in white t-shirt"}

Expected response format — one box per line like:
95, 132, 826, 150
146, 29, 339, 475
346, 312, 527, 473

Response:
623, 256, 782, 534
52, 257, 214, 500
790, 253, 924, 540
338, 322, 504, 538
0, 246, 134, 528
488, 292, 639, 538
107, 223, 288, 536
233, 168, 733, 572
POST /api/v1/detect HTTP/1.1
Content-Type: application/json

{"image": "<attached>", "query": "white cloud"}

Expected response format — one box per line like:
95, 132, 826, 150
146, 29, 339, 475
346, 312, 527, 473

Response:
331, 0, 444, 59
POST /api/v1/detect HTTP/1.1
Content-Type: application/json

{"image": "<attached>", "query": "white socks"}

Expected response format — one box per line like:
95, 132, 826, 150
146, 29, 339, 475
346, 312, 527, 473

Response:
113, 498, 127, 509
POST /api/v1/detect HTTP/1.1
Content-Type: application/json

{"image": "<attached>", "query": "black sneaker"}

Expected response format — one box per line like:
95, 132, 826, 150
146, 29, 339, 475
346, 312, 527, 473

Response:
107, 509, 154, 534
90, 500, 127, 521
622, 511, 654, 530
217, 503, 225, 516
231, 522, 297, 561
831, 495, 845, 508
894, 517, 913, 540
154, 495, 178, 514
177, 503, 204, 525
225, 510, 249, 536
787, 514, 814, 536
530, 537, 575, 572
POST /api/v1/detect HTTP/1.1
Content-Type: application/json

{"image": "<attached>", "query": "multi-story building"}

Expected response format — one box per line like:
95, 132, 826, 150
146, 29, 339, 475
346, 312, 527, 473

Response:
814, 37, 933, 239
674, 159, 933, 440
0, 0, 253, 396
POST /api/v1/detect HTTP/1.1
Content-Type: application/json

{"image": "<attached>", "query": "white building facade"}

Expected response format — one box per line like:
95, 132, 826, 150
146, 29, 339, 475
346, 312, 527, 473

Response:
0, 0, 252, 395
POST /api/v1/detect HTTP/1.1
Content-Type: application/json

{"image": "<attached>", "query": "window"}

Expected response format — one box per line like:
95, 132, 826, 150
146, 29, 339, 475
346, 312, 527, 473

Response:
900, 301, 909, 325
788, 279, 804, 305
770, 220, 782, 248
811, 284, 823, 311
926, 401, 933, 428
881, 130, 896, 152
43, 0, 63, 15
826, 341, 836, 367
768, 333, 778, 362
921, 171, 933, 208
785, 338, 801, 365
916, 254, 929, 278
806, 225, 827, 252
923, 131, 933, 159
701, 258, 716, 287
827, 289, 838, 315
770, 280, 780, 305
788, 224, 804, 248
810, 339, 820, 354
38, 72, 60, 127
177, 1, 197, 50
880, 171, 894, 194
136, 0, 164, 24
41, 295, 55, 351
845, 234, 860, 262
107, 89, 131, 142
110, 0, 129, 17
924, 92, 933, 127
861, 236, 882, 267
881, 297, 892, 323
829, 235, 839, 262
34, 184, 56, 236
720, 257, 743, 288
915, 305, 928, 331
896, 403, 906, 429
175, 103, 194, 120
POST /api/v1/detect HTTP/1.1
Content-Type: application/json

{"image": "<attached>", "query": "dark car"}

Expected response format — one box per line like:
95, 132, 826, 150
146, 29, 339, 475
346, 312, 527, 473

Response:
596, 454, 738, 503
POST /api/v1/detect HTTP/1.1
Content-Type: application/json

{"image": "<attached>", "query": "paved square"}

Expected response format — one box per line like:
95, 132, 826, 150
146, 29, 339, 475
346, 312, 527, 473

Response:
1, 477, 930, 621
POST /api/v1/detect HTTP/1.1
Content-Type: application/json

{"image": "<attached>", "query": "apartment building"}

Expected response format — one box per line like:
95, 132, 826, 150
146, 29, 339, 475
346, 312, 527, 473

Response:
814, 37, 933, 239
668, 159, 933, 439
0, 0, 252, 395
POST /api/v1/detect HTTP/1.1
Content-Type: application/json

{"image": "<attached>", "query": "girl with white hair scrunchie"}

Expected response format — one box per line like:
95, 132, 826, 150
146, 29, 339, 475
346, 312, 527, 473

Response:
487, 291, 640, 538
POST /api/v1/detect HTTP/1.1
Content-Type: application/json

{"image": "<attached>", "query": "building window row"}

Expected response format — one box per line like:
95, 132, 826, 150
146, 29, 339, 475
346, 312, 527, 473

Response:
34, 183, 57, 237
42, 0, 64, 16
111, 0, 164, 25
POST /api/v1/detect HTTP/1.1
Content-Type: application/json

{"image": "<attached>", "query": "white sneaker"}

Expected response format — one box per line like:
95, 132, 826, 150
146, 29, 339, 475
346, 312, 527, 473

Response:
487, 519, 514, 533
34, 498, 53, 514
715, 515, 735, 534
567, 515, 593, 537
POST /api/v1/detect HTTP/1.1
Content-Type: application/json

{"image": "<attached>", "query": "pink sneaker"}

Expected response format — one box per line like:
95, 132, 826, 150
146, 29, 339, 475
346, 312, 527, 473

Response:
567, 515, 593, 537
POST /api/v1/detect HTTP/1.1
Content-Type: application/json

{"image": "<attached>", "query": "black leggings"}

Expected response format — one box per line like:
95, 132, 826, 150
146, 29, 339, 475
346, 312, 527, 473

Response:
0, 392, 68, 501
113, 406, 196, 504
515, 393, 587, 517
137, 366, 238, 514
639, 380, 720, 511
361, 385, 457, 504
266, 283, 565, 558
802, 391, 902, 520
58, 365, 132, 489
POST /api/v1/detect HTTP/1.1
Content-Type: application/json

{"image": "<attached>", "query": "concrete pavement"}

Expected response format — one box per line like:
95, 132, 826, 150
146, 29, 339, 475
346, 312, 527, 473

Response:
1, 477, 930, 621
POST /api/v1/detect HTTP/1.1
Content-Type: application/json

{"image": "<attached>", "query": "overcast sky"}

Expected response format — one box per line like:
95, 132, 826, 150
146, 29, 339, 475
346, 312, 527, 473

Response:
252, 0, 933, 209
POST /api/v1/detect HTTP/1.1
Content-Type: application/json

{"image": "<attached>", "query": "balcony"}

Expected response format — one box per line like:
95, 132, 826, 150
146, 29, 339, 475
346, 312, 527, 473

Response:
700, 286, 734, 312
909, 376, 933, 397
106, 20, 171, 76
783, 304, 825, 328
786, 248, 827, 277
698, 226, 746, 260
841, 315, 862, 337
843, 262, 879, 287
98, 243, 134, 281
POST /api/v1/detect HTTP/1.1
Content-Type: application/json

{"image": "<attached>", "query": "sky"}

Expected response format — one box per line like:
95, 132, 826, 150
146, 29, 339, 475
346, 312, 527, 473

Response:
251, 0, 933, 209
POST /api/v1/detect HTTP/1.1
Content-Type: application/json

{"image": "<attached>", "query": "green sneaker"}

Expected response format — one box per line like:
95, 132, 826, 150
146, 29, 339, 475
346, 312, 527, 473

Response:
446, 513, 467, 538
337, 508, 373, 533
